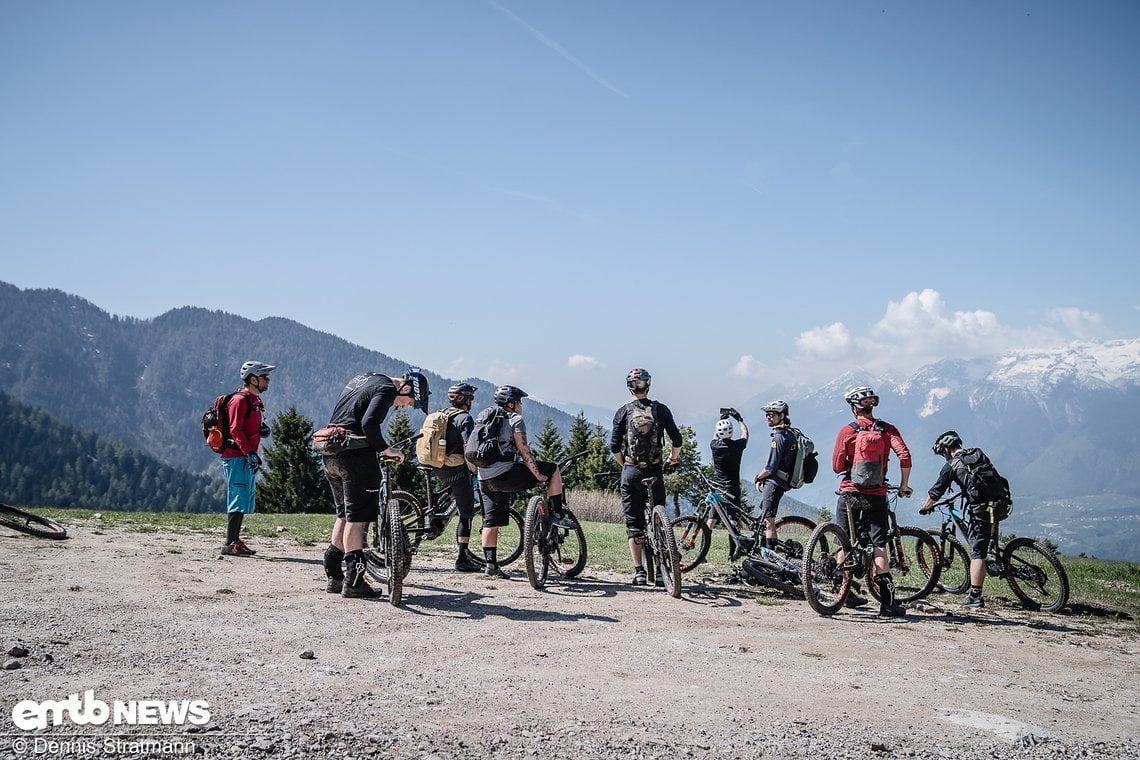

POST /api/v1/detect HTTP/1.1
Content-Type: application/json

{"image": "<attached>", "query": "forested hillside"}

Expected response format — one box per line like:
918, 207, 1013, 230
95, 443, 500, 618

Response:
0, 391, 224, 511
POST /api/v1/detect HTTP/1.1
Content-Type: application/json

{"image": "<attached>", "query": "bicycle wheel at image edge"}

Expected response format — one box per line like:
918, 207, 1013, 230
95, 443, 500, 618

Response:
523, 495, 547, 590
652, 505, 682, 598
801, 522, 848, 616
391, 490, 425, 551
0, 504, 68, 539
672, 515, 711, 573
1003, 537, 1069, 613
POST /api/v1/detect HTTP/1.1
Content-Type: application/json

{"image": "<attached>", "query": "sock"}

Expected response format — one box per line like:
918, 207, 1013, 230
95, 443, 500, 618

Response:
343, 550, 366, 587
457, 543, 467, 559
969, 586, 983, 597
484, 547, 497, 567
226, 513, 243, 545
323, 545, 345, 580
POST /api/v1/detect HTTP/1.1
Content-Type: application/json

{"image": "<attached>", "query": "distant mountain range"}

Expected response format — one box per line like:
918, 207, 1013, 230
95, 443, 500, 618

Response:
2, 281, 1137, 561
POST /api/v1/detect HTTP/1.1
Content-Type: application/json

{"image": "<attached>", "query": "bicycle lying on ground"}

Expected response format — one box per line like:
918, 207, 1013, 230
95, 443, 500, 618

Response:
362, 445, 415, 606
801, 486, 942, 616
523, 450, 589, 590
922, 491, 1069, 612
0, 503, 68, 540
672, 468, 816, 576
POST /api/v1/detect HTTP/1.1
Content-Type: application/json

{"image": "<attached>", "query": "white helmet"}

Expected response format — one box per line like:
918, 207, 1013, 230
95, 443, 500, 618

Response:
714, 418, 734, 440
240, 360, 276, 381
843, 385, 878, 408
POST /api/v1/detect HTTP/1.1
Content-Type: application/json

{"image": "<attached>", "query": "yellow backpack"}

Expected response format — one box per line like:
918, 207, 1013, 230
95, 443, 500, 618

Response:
416, 408, 465, 468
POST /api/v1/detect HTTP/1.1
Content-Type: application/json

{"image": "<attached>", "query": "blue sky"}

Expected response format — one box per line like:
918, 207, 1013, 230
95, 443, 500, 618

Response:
2, 1, 1138, 418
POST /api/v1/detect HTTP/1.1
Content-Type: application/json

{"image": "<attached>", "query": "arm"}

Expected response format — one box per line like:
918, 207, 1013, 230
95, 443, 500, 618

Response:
738, 419, 748, 442
832, 425, 853, 475
659, 404, 683, 465
888, 425, 914, 496
513, 430, 547, 481
610, 407, 626, 467
228, 393, 257, 455
921, 463, 955, 513
361, 385, 398, 458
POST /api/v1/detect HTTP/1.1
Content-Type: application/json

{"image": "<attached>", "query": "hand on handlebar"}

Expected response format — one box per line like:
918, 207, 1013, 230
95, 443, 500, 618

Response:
919, 505, 934, 516
381, 448, 405, 464
664, 459, 679, 474
897, 485, 913, 497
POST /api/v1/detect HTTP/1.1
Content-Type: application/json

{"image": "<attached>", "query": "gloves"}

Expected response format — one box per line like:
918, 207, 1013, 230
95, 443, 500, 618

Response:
729, 408, 743, 422
259, 422, 271, 438
919, 505, 933, 515
245, 453, 262, 472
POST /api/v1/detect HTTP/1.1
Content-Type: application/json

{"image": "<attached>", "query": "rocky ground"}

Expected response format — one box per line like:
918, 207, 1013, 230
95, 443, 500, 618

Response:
2, 525, 1139, 759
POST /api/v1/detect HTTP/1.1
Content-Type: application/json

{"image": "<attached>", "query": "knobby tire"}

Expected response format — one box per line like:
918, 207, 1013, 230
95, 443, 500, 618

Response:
672, 515, 711, 573
386, 498, 409, 607
523, 495, 547, 590
0, 504, 68, 540
934, 535, 971, 595
652, 505, 682, 598
772, 515, 816, 564
802, 522, 849, 616
391, 490, 425, 550
887, 526, 942, 603
1003, 537, 1069, 613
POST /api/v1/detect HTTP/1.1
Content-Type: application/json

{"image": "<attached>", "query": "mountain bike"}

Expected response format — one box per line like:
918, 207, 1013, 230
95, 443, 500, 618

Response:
0, 503, 69, 540
801, 486, 942, 616
523, 450, 589, 590
672, 468, 816, 574
922, 491, 1069, 612
398, 463, 524, 569
362, 447, 414, 606
639, 472, 683, 598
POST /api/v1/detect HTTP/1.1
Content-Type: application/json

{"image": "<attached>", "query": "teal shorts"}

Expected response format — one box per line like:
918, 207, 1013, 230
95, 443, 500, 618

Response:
222, 457, 257, 514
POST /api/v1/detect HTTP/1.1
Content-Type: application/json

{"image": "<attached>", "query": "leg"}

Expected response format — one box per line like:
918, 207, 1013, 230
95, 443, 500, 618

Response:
758, 481, 784, 546
620, 466, 648, 573
337, 451, 381, 598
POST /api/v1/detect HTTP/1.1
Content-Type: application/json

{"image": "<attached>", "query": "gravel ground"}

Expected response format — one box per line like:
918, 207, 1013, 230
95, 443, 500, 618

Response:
2, 525, 1139, 760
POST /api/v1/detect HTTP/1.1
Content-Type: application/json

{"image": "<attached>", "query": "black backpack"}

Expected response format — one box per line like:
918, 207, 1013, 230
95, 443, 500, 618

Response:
624, 401, 661, 468
955, 447, 1013, 518
464, 407, 512, 468
202, 392, 239, 453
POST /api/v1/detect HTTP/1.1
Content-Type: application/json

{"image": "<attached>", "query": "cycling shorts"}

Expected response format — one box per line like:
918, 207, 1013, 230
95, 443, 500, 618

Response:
323, 448, 381, 523
835, 492, 890, 548
620, 464, 666, 533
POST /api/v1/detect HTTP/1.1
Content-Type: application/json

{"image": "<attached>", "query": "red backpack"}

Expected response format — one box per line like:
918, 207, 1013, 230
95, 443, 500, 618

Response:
848, 419, 889, 488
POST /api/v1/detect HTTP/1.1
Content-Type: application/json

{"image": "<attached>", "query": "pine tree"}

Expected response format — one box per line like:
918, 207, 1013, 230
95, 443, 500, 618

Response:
259, 407, 335, 513
563, 413, 593, 489
533, 417, 567, 465
583, 423, 620, 490
384, 408, 420, 494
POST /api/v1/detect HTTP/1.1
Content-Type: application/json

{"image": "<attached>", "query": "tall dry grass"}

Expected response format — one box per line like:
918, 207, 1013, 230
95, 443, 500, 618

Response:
566, 488, 624, 524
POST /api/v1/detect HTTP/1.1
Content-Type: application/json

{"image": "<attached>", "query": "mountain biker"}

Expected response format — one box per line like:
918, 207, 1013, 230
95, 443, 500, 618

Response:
475, 385, 572, 579
219, 360, 275, 558
707, 409, 749, 557
609, 368, 683, 587
431, 382, 482, 573
831, 385, 913, 617
320, 371, 429, 599
921, 431, 1000, 609
752, 400, 795, 552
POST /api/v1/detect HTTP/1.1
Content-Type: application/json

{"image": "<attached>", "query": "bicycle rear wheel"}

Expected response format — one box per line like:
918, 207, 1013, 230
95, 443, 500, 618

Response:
391, 491, 425, 550
887, 526, 941, 603
549, 509, 587, 579
523, 495, 547, 590
672, 515, 711, 573
464, 506, 524, 568
1003, 537, 1069, 612
772, 515, 815, 563
802, 522, 849, 616
935, 535, 970, 595
0, 504, 68, 540
652, 505, 682, 598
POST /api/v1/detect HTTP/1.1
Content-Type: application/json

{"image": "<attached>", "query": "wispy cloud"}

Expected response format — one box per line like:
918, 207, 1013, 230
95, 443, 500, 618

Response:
567, 354, 600, 370
489, 1, 629, 99
730, 355, 766, 379
1047, 307, 1109, 339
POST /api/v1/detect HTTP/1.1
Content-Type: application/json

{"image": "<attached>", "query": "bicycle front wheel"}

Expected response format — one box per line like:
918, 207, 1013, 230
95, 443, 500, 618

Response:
523, 495, 547, 590
773, 515, 816, 564
386, 499, 410, 606
0, 504, 68, 540
802, 522, 849, 616
672, 515, 711, 573
465, 505, 525, 568
549, 508, 587, 579
888, 526, 942, 603
936, 535, 970, 595
391, 490, 425, 551
652, 505, 682, 598
1003, 537, 1069, 613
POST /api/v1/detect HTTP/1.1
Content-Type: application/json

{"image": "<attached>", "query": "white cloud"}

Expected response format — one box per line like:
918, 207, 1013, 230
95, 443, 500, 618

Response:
567, 354, 600, 370
795, 322, 856, 358
731, 355, 765, 379
485, 359, 526, 384
1048, 307, 1108, 339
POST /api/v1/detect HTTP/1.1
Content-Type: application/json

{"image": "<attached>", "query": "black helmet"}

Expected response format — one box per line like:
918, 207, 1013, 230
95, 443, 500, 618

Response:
404, 369, 430, 412
932, 430, 962, 455
493, 385, 528, 406
447, 382, 476, 402
761, 399, 789, 415
626, 368, 651, 393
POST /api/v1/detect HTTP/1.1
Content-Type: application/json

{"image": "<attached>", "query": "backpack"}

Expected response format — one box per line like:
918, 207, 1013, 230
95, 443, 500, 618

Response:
625, 401, 661, 468
202, 393, 239, 453
464, 408, 512, 468
416, 408, 466, 468
778, 427, 818, 489
848, 419, 890, 489
955, 447, 1013, 520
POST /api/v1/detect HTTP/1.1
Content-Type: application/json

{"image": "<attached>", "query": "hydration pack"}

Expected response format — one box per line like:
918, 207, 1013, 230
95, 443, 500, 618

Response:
624, 401, 661, 468
202, 393, 239, 453
848, 419, 889, 489
955, 447, 1012, 519
416, 408, 466, 468
464, 407, 512, 468
778, 427, 818, 489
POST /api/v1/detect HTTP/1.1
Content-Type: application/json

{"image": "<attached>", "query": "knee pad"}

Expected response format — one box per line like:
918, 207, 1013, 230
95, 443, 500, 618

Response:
456, 516, 472, 539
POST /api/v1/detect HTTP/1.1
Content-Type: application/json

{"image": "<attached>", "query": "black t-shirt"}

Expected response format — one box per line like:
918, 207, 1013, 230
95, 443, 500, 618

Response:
326, 373, 398, 452
444, 408, 474, 456
710, 437, 747, 484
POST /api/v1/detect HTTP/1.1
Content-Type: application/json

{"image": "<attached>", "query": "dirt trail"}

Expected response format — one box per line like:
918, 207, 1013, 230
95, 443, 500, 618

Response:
2, 526, 1138, 759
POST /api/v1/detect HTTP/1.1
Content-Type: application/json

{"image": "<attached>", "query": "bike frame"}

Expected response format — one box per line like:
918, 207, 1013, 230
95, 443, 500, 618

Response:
691, 469, 757, 548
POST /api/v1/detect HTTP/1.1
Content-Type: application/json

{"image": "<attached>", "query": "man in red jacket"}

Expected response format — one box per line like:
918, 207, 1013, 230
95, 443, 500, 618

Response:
219, 360, 276, 557
831, 385, 913, 616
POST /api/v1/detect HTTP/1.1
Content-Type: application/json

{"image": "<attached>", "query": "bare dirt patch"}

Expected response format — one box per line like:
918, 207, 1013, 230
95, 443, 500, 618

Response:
3, 526, 1139, 759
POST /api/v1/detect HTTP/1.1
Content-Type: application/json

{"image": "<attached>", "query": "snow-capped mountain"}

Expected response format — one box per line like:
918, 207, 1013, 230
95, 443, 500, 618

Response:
738, 339, 1140, 562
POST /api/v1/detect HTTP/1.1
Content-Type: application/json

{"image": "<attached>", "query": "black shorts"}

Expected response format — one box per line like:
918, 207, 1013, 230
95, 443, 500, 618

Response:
966, 504, 995, 560
835, 492, 890, 548
323, 448, 381, 523
620, 463, 666, 535
758, 480, 787, 520
481, 461, 557, 527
